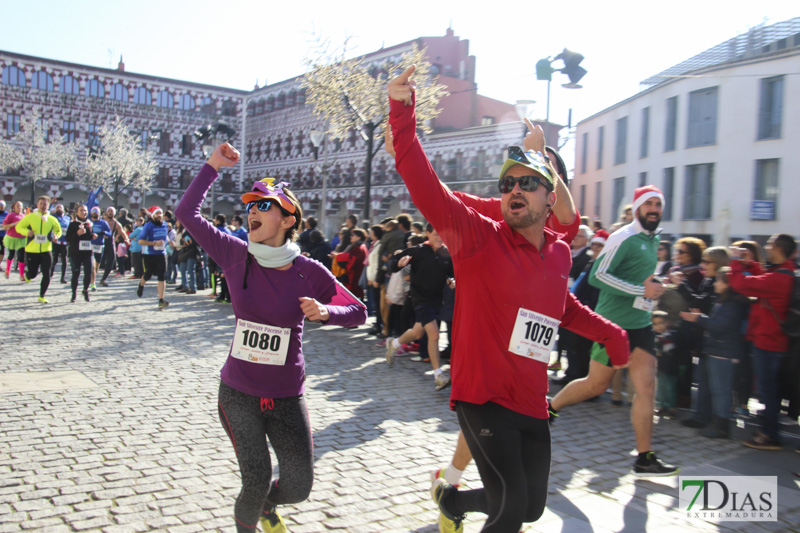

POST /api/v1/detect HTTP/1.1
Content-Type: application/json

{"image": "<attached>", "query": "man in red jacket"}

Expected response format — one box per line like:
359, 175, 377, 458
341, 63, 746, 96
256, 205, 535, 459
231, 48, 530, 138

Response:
729, 233, 796, 450
388, 65, 629, 533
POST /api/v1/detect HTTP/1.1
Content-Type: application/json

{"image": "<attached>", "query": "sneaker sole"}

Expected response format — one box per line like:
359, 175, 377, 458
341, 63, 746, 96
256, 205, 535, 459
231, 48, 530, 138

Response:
743, 442, 782, 451
435, 379, 451, 391
633, 467, 681, 477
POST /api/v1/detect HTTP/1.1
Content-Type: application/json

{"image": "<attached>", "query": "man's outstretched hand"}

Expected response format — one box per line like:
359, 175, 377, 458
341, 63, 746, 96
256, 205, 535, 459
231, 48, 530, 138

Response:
388, 65, 416, 106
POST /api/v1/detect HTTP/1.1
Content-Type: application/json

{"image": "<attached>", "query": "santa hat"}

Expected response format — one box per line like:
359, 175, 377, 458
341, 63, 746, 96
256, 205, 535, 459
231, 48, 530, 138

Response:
590, 236, 606, 245
148, 206, 163, 216
593, 229, 610, 241
632, 185, 665, 214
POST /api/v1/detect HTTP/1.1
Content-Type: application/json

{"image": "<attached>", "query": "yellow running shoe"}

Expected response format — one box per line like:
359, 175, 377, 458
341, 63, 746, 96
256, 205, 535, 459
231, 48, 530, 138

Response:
432, 478, 464, 533
37, 296, 49, 304
259, 508, 287, 533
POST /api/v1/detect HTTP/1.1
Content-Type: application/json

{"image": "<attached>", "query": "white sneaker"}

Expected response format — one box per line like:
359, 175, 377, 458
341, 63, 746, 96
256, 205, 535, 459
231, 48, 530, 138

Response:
435, 371, 451, 391
385, 338, 398, 365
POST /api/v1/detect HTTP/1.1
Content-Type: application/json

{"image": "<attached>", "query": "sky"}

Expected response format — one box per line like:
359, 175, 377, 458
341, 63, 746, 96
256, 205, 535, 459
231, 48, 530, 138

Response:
1, 0, 797, 157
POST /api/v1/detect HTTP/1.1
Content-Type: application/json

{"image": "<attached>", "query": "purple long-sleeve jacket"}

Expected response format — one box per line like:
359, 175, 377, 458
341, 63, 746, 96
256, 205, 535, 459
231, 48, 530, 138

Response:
176, 164, 367, 398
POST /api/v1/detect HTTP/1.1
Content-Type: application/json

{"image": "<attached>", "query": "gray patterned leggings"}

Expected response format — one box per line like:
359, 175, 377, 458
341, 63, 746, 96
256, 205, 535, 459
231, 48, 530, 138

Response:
218, 381, 314, 532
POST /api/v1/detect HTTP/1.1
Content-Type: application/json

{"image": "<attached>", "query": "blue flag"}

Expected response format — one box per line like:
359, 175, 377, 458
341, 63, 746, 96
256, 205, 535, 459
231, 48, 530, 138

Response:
86, 186, 103, 211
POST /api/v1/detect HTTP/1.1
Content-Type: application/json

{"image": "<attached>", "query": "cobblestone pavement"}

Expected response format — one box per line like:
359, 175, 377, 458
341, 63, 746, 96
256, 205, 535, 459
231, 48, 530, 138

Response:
1, 274, 799, 532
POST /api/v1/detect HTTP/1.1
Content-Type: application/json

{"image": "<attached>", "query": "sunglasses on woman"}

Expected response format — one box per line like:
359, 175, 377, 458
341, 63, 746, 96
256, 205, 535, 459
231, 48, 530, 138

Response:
245, 199, 291, 216
498, 175, 548, 194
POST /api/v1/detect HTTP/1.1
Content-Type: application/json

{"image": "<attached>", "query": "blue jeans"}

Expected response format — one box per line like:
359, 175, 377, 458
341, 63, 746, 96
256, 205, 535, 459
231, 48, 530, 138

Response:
179, 258, 196, 291
752, 347, 785, 440
167, 250, 178, 282
706, 355, 734, 419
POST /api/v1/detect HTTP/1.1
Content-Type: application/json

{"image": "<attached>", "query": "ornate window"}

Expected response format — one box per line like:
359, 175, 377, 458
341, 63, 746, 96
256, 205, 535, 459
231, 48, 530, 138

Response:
31, 70, 54, 91
85, 79, 104, 98
1, 65, 26, 87
134, 87, 152, 105
157, 90, 173, 108
88, 123, 100, 147
110, 83, 128, 102
59, 75, 79, 94
179, 94, 195, 111
200, 96, 215, 114
7, 113, 20, 136
62, 120, 76, 143
221, 99, 236, 116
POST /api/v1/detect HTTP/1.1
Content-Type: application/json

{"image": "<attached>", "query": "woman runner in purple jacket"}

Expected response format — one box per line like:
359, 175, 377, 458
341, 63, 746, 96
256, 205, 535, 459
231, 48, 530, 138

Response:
176, 143, 366, 532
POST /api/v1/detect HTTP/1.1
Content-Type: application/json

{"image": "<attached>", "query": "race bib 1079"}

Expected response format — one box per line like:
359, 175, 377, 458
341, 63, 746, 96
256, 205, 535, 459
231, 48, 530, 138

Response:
508, 307, 560, 364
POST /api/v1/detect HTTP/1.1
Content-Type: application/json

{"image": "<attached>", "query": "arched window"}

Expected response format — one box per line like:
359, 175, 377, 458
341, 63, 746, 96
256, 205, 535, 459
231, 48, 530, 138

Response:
157, 90, 173, 108
110, 83, 128, 102
221, 99, 236, 116
59, 75, 79, 94
200, 96, 215, 114
31, 71, 54, 91
134, 87, 151, 105
85, 79, 104, 98
179, 94, 195, 111
1, 65, 26, 87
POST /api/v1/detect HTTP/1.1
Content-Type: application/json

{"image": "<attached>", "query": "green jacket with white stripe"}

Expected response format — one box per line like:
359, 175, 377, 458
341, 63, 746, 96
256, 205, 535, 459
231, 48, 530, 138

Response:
588, 219, 659, 330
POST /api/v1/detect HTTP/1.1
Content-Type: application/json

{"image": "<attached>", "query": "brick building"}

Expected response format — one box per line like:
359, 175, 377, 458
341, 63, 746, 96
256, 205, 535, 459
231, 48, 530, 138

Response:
1, 29, 563, 234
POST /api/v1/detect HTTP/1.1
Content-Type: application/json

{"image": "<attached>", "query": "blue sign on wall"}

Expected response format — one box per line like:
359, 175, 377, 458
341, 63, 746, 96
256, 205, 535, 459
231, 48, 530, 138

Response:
751, 200, 775, 220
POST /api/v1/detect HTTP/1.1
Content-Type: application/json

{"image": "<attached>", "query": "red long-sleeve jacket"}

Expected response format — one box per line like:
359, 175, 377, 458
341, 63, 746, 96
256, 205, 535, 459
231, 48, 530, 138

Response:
729, 259, 795, 352
389, 95, 628, 419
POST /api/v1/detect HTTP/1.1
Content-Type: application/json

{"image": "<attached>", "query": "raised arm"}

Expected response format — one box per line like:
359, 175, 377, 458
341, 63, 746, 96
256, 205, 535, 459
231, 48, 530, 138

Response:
388, 66, 492, 259
174, 143, 246, 269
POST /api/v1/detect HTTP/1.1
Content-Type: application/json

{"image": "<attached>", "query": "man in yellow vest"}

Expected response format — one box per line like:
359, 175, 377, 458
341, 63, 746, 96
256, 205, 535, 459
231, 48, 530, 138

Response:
16, 195, 62, 303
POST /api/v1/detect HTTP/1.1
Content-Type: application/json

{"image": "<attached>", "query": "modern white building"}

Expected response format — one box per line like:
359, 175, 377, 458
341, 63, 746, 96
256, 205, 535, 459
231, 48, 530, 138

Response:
571, 17, 800, 246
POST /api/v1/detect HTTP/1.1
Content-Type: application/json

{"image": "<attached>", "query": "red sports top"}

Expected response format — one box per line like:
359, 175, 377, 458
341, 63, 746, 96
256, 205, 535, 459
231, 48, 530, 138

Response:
389, 96, 628, 419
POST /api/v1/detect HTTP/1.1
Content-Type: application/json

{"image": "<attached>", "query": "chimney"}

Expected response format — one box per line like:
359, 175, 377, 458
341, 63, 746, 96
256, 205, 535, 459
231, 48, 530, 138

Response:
117, 55, 125, 72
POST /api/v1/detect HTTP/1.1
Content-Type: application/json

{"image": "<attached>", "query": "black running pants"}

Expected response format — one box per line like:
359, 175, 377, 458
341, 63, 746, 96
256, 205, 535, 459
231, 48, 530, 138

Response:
447, 400, 551, 532
217, 381, 314, 533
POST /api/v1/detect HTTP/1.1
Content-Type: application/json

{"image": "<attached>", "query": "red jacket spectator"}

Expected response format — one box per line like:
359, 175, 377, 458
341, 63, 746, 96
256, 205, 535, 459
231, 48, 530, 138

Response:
336, 241, 367, 300
729, 259, 795, 352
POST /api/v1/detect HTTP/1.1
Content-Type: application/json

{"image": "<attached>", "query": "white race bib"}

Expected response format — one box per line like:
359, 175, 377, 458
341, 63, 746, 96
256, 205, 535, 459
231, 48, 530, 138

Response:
508, 308, 560, 363
153, 242, 165, 251
633, 296, 656, 312
231, 319, 291, 366
79, 241, 92, 251
91, 244, 103, 254
34, 234, 47, 244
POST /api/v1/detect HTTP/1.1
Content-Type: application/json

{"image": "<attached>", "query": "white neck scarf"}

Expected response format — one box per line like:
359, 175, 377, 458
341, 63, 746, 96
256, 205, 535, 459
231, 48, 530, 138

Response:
247, 239, 301, 268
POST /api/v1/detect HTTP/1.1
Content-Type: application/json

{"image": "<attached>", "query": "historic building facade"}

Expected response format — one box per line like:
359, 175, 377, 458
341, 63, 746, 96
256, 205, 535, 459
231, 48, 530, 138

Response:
571, 17, 800, 245
2, 29, 559, 234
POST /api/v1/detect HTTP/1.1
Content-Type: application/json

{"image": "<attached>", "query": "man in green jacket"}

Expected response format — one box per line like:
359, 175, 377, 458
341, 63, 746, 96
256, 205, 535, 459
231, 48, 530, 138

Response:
16, 195, 62, 303
550, 186, 679, 477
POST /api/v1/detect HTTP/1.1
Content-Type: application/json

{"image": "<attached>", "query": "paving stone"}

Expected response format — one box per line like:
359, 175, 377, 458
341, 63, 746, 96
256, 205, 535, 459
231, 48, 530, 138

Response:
2, 278, 798, 531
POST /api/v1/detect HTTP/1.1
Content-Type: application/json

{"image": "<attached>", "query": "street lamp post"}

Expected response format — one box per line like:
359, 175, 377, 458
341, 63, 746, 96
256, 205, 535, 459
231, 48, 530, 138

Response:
360, 122, 377, 224
309, 127, 330, 238
536, 49, 586, 122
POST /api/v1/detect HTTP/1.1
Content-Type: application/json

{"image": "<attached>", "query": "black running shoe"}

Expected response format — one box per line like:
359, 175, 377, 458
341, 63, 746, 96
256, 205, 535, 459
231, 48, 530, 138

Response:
136, 283, 144, 297
633, 452, 679, 477
158, 299, 169, 310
